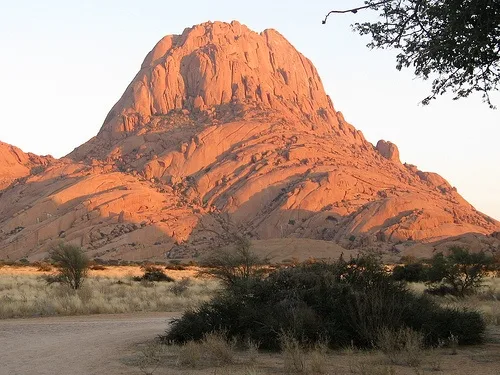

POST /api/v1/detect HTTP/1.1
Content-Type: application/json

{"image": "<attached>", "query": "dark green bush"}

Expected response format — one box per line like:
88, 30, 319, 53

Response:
425, 284, 459, 297
392, 263, 427, 282
133, 266, 174, 282
420, 307, 486, 345
162, 256, 485, 350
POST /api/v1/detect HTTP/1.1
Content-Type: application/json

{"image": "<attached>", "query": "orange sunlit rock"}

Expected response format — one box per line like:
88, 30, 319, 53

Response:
0, 142, 53, 190
0, 21, 498, 260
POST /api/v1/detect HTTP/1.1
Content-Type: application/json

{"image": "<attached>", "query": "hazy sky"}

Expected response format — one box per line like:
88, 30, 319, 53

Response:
0, 0, 498, 220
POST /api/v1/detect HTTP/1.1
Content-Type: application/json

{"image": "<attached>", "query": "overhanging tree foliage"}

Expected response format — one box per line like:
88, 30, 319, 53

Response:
323, 1, 500, 108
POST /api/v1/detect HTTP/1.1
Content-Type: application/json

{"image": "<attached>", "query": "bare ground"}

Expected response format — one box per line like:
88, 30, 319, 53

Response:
1, 312, 500, 375
0, 312, 178, 375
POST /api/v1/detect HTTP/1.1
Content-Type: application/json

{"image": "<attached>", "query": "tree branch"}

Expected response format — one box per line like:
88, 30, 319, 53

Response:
322, 0, 391, 24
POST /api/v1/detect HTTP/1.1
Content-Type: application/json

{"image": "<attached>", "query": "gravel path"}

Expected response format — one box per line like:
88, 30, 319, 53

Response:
0, 313, 178, 375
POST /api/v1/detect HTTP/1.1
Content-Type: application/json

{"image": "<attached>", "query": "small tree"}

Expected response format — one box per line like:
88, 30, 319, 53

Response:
49, 244, 89, 290
199, 236, 269, 286
426, 246, 492, 297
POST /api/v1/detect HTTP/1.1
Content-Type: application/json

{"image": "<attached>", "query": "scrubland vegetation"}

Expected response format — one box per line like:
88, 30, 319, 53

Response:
163, 256, 491, 348
1, 244, 500, 375
132, 245, 500, 375
129, 315, 500, 375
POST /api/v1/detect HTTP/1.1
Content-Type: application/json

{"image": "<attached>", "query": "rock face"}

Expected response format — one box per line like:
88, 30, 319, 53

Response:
0, 142, 53, 190
1, 21, 499, 261
376, 140, 400, 163
70, 21, 346, 146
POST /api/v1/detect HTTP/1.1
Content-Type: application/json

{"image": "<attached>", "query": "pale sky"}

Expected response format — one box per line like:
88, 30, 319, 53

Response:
0, 0, 499, 220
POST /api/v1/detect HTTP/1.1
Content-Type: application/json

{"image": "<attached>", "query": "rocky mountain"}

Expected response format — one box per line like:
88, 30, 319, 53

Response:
1, 21, 499, 261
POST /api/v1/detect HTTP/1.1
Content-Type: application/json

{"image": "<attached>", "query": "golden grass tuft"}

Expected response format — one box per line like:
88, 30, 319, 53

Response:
176, 332, 235, 368
279, 332, 330, 374
376, 327, 424, 367
280, 332, 307, 373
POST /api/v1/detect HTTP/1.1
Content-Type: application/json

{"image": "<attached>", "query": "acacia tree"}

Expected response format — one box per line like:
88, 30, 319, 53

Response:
426, 246, 493, 297
50, 244, 89, 290
199, 236, 269, 286
323, 0, 500, 108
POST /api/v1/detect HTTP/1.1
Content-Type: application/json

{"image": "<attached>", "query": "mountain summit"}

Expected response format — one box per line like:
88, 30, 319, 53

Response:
100, 21, 341, 138
1, 21, 499, 260
71, 21, 364, 160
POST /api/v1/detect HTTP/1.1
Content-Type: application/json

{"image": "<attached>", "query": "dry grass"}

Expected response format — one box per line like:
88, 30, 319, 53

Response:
133, 340, 173, 375
125, 328, 500, 375
278, 332, 330, 374
469, 277, 500, 326
376, 327, 424, 367
308, 342, 328, 374
280, 332, 307, 373
350, 362, 397, 375
176, 332, 236, 368
0, 264, 200, 278
245, 339, 261, 364
0, 272, 219, 318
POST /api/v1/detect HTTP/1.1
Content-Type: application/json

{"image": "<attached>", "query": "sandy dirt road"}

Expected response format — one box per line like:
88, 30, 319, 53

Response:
0, 312, 179, 375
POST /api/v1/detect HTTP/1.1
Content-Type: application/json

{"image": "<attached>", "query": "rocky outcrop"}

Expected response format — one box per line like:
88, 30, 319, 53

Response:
0, 142, 53, 190
376, 140, 400, 163
1, 21, 499, 261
